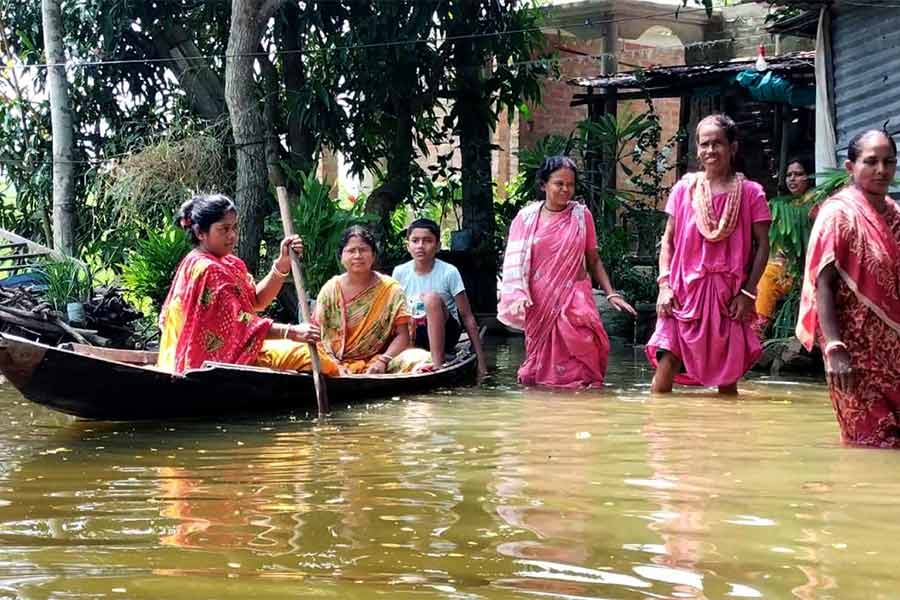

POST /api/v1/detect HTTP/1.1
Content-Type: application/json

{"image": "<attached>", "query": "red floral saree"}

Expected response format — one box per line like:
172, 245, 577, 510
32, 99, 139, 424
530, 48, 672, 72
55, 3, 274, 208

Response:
797, 187, 900, 447
157, 250, 272, 374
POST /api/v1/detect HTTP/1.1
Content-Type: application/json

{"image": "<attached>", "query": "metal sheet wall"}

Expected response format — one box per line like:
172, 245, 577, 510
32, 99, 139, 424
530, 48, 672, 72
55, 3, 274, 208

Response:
831, 6, 900, 157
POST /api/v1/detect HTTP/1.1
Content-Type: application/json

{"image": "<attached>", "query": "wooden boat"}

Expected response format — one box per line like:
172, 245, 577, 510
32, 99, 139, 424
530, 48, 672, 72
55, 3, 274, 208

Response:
0, 333, 478, 420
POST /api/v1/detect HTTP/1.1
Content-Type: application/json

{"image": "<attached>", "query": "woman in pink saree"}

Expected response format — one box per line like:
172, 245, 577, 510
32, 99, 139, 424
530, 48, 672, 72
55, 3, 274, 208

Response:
647, 114, 772, 394
499, 156, 636, 388
797, 129, 900, 448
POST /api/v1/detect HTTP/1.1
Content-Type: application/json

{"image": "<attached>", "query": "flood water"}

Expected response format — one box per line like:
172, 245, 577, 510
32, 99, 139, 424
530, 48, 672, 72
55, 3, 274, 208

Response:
1, 340, 899, 599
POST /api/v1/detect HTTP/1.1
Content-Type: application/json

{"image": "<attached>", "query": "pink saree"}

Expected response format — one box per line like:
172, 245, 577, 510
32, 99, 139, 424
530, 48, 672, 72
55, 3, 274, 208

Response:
645, 175, 771, 387
499, 202, 610, 388
797, 187, 900, 447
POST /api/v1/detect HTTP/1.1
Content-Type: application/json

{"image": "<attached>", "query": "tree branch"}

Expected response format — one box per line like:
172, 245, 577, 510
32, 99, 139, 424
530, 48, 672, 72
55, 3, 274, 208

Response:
258, 0, 289, 27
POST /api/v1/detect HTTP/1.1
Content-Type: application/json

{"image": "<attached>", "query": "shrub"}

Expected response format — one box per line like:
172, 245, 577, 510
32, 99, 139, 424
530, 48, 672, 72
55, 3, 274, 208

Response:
120, 225, 192, 313
276, 171, 369, 296
40, 258, 92, 312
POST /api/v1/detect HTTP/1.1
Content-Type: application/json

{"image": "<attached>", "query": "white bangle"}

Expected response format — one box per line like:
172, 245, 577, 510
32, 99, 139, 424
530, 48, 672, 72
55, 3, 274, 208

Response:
739, 288, 757, 301
824, 340, 847, 356
271, 264, 289, 278
283, 325, 291, 340
607, 292, 623, 301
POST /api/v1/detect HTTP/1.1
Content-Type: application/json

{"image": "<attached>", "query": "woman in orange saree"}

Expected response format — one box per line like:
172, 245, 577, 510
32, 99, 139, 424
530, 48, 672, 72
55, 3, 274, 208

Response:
157, 194, 321, 374
797, 129, 900, 447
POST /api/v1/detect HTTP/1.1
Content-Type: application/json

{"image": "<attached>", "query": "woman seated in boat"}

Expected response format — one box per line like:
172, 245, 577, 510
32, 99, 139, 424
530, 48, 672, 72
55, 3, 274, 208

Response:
157, 193, 322, 374
310, 225, 431, 375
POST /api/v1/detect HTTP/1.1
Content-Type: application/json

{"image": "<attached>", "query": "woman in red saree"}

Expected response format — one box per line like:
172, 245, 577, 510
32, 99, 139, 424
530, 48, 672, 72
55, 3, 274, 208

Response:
797, 129, 900, 448
157, 194, 321, 374
498, 156, 636, 388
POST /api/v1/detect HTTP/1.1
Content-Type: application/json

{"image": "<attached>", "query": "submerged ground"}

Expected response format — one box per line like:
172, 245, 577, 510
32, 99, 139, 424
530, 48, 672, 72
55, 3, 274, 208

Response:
1, 340, 897, 599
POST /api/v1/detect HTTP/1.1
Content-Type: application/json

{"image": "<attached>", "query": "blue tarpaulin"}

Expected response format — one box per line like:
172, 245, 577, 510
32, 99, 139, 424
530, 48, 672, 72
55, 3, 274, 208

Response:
734, 70, 815, 107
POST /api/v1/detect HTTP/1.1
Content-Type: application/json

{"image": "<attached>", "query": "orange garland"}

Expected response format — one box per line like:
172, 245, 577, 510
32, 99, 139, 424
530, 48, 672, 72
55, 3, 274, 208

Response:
689, 172, 745, 242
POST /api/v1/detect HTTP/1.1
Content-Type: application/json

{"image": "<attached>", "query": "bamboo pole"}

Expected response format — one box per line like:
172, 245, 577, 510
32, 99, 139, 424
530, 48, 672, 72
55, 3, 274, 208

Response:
275, 186, 328, 416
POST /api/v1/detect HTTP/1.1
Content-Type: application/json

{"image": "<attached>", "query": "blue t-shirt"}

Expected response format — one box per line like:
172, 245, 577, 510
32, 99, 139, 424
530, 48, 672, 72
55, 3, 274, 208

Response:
392, 259, 466, 323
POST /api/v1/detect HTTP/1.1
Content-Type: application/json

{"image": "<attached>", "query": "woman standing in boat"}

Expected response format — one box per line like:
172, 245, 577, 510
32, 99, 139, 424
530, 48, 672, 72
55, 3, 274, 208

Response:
498, 155, 636, 389
157, 193, 324, 374
797, 129, 900, 447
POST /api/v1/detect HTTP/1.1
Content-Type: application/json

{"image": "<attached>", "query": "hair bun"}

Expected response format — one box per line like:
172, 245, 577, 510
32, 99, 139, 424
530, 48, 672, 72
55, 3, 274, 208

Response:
176, 199, 195, 229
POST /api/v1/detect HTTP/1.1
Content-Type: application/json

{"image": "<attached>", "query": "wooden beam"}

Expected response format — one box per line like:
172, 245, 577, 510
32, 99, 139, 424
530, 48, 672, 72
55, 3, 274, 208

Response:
0, 252, 51, 262
0, 264, 41, 273
0, 228, 82, 265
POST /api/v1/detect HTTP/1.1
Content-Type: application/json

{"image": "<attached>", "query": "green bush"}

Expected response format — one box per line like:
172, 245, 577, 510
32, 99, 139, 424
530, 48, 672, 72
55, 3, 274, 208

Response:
597, 228, 657, 304
121, 225, 192, 312
40, 259, 93, 312
282, 171, 369, 296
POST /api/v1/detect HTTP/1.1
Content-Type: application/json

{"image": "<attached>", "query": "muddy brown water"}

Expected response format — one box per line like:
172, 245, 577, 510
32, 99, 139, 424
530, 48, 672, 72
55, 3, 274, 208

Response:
1, 341, 898, 599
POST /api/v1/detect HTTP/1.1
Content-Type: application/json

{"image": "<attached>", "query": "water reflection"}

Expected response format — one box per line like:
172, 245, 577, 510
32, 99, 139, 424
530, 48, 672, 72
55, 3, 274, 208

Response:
3, 343, 900, 598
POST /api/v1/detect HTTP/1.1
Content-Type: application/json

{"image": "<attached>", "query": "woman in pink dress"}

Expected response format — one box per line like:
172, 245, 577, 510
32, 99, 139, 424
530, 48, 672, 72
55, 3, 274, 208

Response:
797, 129, 900, 447
499, 156, 636, 388
647, 114, 772, 394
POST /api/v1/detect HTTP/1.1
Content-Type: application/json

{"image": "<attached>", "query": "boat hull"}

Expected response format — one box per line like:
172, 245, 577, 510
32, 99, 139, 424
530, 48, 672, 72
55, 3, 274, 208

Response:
0, 334, 477, 420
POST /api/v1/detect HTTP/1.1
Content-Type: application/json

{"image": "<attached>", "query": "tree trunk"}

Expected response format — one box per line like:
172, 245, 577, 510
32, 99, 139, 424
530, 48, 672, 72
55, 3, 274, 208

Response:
41, 0, 76, 256
224, 0, 272, 274
257, 45, 288, 190
280, 3, 315, 173
153, 25, 227, 122
454, 1, 496, 313
364, 100, 414, 249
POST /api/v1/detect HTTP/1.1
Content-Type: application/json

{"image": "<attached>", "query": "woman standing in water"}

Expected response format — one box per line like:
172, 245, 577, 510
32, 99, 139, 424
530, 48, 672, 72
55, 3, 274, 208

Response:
753, 157, 817, 338
797, 129, 900, 447
498, 155, 636, 389
647, 114, 772, 394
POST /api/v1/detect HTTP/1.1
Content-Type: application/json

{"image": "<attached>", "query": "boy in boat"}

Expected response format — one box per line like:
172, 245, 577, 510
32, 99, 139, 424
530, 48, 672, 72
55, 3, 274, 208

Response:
392, 218, 487, 376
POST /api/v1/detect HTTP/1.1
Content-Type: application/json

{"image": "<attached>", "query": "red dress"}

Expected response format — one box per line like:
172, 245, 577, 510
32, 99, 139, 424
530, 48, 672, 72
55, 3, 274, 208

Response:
798, 188, 900, 447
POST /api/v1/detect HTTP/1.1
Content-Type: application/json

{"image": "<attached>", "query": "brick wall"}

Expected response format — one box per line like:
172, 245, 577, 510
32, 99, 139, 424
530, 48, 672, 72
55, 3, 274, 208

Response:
617, 40, 685, 207
518, 35, 604, 152
513, 34, 686, 209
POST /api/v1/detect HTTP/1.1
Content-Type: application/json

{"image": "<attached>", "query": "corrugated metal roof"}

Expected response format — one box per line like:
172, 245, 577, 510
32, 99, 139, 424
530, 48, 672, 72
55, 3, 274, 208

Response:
832, 7, 900, 155
570, 50, 814, 92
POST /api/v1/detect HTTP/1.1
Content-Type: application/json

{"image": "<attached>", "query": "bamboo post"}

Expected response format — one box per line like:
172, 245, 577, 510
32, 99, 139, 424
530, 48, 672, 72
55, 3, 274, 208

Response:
275, 186, 328, 417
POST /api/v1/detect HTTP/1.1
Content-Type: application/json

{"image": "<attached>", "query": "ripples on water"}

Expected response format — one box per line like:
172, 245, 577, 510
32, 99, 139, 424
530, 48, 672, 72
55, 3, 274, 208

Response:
2, 341, 900, 599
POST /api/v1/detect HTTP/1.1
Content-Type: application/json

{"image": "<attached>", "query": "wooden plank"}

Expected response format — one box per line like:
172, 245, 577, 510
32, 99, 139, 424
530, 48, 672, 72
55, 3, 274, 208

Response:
0, 243, 27, 251
0, 264, 41, 273
0, 252, 51, 261
0, 228, 83, 265
61, 343, 158, 365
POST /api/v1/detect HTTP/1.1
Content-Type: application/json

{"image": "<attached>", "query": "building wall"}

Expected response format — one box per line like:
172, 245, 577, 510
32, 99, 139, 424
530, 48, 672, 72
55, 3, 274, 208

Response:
831, 6, 900, 160
617, 40, 685, 206
518, 35, 604, 152
687, 2, 814, 65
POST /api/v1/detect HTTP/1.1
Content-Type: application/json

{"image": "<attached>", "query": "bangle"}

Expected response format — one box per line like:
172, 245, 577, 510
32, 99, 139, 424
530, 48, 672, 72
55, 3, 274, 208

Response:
283, 325, 291, 340
607, 292, 623, 301
378, 353, 394, 365
271, 264, 289, 278
656, 271, 670, 284
739, 288, 757, 301
824, 340, 847, 356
